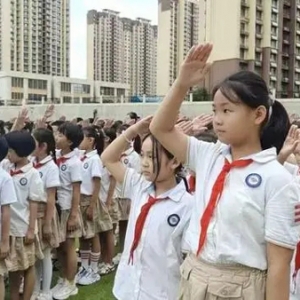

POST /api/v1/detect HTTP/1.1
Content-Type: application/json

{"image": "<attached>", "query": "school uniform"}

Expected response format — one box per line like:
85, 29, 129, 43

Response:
115, 147, 140, 222
113, 168, 193, 300
1, 160, 44, 272
179, 138, 300, 300
31, 155, 61, 250
80, 150, 102, 239
96, 159, 113, 233
0, 168, 17, 275
56, 150, 84, 243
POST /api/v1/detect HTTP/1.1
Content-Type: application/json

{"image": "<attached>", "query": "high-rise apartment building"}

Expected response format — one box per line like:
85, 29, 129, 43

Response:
0, 0, 70, 76
87, 9, 157, 96
157, 0, 200, 96
158, 0, 300, 98
199, 0, 300, 97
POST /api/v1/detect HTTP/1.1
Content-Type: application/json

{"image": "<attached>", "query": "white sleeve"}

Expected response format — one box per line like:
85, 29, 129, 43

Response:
70, 160, 82, 183
265, 178, 300, 249
29, 171, 45, 202
186, 137, 218, 172
45, 165, 60, 188
90, 159, 102, 178
121, 168, 144, 200
0, 174, 17, 206
283, 162, 299, 177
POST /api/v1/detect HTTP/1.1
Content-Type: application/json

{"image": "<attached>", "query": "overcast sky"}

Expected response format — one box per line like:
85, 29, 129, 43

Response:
70, 0, 157, 79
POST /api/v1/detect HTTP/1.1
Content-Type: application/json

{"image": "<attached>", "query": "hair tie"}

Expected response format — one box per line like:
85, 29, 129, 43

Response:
268, 96, 275, 121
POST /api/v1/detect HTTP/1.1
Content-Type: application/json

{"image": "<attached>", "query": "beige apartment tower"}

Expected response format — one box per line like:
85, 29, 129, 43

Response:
0, 0, 70, 76
158, 0, 300, 98
87, 9, 157, 96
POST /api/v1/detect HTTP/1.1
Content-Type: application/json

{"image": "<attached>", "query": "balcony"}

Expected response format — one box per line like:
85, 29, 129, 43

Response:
283, 39, 290, 45
284, 26, 290, 32
282, 77, 289, 83
282, 64, 289, 70
284, 13, 291, 19
240, 29, 249, 36
241, 0, 249, 7
240, 43, 248, 49
284, 0, 291, 6
256, 4, 263, 11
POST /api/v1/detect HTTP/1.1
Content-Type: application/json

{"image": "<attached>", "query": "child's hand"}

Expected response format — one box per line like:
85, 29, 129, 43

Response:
86, 203, 96, 221
278, 125, 300, 163
67, 214, 79, 232
25, 229, 35, 245
178, 43, 213, 88
175, 120, 193, 135
0, 241, 9, 259
192, 114, 213, 135
132, 116, 152, 136
43, 222, 52, 241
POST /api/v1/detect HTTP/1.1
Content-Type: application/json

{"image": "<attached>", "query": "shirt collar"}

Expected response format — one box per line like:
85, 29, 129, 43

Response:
36, 155, 52, 164
57, 150, 76, 159
219, 142, 277, 164
86, 150, 98, 158
19, 162, 33, 173
146, 180, 187, 203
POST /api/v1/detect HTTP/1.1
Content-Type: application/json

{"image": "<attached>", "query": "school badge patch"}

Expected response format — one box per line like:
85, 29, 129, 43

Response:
20, 178, 28, 186
61, 164, 67, 171
39, 172, 43, 178
83, 162, 89, 169
245, 173, 262, 188
167, 214, 180, 227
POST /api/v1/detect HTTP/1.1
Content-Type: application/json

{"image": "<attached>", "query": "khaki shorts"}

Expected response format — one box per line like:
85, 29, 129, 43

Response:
117, 198, 131, 221
108, 198, 119, 224
179, 254, 266, 300
96, 201, 113, 233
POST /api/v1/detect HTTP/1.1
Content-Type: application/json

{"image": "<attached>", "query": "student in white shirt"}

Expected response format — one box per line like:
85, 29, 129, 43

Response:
31, 128, 61, 300
76, 125, 104, 286
0, 137, 17, 300
101, 117, 193, 300
51, 122, 83, 300
150, 43, 300, 300
97, 128, 116, 276
113, 124, 141, 265
2, 131, 44, 300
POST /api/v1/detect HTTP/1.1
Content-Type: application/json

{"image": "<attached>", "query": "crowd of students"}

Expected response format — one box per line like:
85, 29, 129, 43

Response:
0, 42, 298, 300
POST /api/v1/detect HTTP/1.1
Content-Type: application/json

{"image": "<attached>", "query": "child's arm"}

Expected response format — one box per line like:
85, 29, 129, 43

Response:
86, 177, 101, 221
0, 205, 10, 259
68, 182, 81, 231
106, 176, 116, 207
26, 201, 38, 244
43, 187, 56, 239
101, 116, 151, 184
150, 43, 212, 164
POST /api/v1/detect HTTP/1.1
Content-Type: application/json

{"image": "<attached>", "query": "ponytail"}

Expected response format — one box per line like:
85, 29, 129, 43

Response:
83, 125, 105, 155
261, 100, 290, 154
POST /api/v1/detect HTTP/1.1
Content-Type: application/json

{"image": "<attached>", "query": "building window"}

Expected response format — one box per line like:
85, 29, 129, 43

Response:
61, 82, 71, 92
28, 94, 46, 101
11, 92, 24, 100
11, 77, 24, 88
73, 84, 91, 94
28, 79, 47, 90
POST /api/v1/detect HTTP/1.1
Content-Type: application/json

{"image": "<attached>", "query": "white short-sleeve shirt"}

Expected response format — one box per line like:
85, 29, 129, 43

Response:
0, 167, 17, 241
115, 147, 141, 198
113, 168, 193, 300
2, 161, 44, 236
184, 137, 300, 270
56, 150, 82, 210
31, 156, 60, 199
80, 150, 102, 196
99, 158, 112, 204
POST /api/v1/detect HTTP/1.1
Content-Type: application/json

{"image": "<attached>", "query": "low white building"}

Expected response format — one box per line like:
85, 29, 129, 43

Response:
0, 71, 130, 105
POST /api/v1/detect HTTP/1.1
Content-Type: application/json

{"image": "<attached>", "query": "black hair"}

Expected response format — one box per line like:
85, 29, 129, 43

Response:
212, 71, 290, 153
142, 133, 189, 191
82, 125, 105, 155
127, 112, 139, 123
46, 124, 53, 132
0, 137, 8, 161
0, 121, 6, 136
5, 131, 36, 157
51, 120, 65, 127
117, 124, 141, 154
58, 122, 84, 150
112, 120, 123, 131
23, 121, 34, 133
76, 117, 83, 123
104, 127, 116, 144
33, 128, 56, 162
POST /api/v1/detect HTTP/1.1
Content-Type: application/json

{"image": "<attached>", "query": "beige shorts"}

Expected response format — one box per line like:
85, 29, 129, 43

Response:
59, 209, 84, 243
6, 236, 44, 272
117, 198, 131, 221
96, 201, 113, 233
80, 195, 99, 239
108, 198, 119, 224
37, 203, 60, 250
179, 254, 266, 300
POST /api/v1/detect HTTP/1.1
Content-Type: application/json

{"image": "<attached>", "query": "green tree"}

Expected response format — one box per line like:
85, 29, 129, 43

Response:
192, 88, 210, 102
